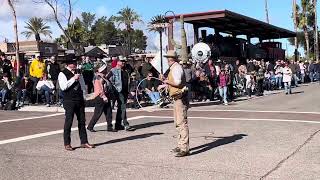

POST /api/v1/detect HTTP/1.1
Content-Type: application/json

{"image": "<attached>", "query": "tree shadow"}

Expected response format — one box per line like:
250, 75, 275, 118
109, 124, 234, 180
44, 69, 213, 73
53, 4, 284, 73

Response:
190, 134, 247, 156
131, 120, 173, 130
92, 132, 164, 147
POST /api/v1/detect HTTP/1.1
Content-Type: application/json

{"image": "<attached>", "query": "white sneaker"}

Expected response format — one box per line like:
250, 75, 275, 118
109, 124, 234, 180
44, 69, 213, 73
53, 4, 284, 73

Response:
46, 104, 50, 107
224, 102, 228, 106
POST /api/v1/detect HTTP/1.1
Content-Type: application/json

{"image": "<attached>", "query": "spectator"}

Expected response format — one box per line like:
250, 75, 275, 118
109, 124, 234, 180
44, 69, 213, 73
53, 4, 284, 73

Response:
198, 71, 212, 101
217, 69, 230, 105
283, 62, 293, 95
0, 73, 12, 106
82, 56, 94, 94
15, 75, 33, 107
289, 60, 300, 87
141, 55, 157, 78
36, 74, 55, 107
308, 60, 315, 82
245, 72, 255, 98
143, 72, 161, 105
29, 55, 46, 102
204, 59, 217, 100
314, 61, 320, 82
182, 61, 193, 101
47, 56, 61, 103
299, 61, 306, 83
274, 60, 283, 89
264, 71, 272, 91
256, 68, 264, 96
0, 52, 13, 80
128, 72, 140, 109
247, 59, 255, 73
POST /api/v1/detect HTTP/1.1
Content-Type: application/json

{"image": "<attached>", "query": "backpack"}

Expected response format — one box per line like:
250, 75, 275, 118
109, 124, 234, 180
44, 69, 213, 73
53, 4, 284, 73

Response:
4, 100, 17, 111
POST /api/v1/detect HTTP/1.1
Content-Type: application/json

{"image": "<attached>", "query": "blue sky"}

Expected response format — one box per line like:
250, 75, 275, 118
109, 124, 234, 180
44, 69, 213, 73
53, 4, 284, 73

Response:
1, 0, 319, 56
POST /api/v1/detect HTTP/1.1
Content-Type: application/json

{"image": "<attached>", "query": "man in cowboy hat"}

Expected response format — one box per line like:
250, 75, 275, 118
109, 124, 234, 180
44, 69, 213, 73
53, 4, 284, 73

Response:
87, 62, 115, 132
58, 57, 95, 151
159, 50, 190, 157
106, 57, 135, 131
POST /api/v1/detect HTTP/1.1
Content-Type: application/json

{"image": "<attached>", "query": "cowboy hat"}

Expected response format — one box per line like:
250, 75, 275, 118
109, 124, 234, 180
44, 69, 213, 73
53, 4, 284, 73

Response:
164, 50, 178, 58
118, 55, 127, 62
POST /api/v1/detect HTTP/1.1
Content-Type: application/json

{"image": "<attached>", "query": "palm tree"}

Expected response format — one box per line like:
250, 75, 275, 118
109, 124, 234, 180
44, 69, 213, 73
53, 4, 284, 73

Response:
112, 6, 142, 55
21, 17, 52, 42
314, 0, 319, 61
149, 15, 167, 74
299, 0, 311, 58
265, 0, 270, 23
293, 0, 299, 60
7, 0, 20, 77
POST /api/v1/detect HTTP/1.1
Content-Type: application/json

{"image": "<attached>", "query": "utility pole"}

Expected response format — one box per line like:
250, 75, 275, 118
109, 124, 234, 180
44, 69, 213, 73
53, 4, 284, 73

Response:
265, 0, 270, 23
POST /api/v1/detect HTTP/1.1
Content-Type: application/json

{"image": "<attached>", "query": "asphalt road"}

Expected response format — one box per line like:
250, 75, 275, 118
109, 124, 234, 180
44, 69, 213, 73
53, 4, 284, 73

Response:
0, 84, 320, 180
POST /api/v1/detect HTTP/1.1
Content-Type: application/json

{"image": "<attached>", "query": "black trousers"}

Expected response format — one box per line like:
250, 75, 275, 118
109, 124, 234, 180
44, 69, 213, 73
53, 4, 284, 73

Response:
63, 100, 88, 145
115, 92, 129, 128
257, 80, 264, 95
87, 97, 112, 129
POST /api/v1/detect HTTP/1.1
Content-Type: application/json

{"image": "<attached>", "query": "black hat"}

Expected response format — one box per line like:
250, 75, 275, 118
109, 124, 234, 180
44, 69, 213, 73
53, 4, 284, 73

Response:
63, 54, 78, 64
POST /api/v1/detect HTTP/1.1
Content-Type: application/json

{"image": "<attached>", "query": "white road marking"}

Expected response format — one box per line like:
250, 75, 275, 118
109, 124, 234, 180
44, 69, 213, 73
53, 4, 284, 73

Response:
1, 114, 320, 145
0, 116, 144, 145
188, 109, 320, 115
142, 116, 320, 124
0, 113, 65, 124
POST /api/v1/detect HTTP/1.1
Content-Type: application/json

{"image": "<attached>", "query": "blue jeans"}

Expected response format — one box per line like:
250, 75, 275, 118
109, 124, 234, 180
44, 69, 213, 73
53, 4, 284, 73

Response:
300, 74, 305, 83
275, 76, 283, 89
147, 92, 161, 104
17, 89, 27, 102
40, 86, 53, 104
0, 89, 7, 103
293, 74, 299, 86
284, 81, 292, 94
219, 86, 228, 104
309, 72, 314, 82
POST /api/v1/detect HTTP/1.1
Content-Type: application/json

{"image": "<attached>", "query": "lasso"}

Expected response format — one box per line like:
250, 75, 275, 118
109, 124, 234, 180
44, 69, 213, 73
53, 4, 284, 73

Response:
135, 77, 171, 112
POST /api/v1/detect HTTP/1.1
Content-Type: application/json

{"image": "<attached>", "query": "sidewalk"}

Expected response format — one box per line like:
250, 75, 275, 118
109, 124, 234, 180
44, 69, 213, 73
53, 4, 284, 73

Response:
17, 90, 282, 113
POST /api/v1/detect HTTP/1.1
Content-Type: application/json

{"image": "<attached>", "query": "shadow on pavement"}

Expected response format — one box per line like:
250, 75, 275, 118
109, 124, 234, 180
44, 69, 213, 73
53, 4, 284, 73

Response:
131, 120, 173, 130
93, 132, 164, 147
190, 134, 247, 156
291, 91, 304, 95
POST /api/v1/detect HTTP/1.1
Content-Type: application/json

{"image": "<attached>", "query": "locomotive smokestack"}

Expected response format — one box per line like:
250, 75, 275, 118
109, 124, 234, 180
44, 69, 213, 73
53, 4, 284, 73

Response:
201, 30, 207, 42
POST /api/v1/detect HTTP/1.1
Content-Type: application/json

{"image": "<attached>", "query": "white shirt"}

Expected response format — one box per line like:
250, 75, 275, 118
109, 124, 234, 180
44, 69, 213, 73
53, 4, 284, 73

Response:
170, 62, 184, 85
58, 67, 86, 96
36, 80, 54, 90
282, 67, 292, 83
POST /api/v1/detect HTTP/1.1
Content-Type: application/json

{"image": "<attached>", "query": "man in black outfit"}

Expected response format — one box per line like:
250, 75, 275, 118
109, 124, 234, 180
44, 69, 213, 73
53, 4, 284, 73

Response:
58, 58, 95, 151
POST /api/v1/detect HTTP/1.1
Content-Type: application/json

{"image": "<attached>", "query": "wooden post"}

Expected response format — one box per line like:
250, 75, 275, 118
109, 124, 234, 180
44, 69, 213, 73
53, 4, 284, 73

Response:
168, 20, 174, 50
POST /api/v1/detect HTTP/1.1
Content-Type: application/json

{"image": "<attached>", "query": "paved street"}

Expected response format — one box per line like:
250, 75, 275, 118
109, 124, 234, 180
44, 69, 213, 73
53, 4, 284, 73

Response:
1, 84, 320, 180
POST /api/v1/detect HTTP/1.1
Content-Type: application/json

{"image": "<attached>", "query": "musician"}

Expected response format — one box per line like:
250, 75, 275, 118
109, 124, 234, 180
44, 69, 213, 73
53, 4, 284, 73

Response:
58, 58, 95, 151
159, 50, 190, 157
87, 62, 115, 132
